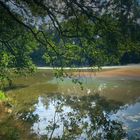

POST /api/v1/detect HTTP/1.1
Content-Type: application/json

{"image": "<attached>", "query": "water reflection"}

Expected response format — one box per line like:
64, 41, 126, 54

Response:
3, 71, 140, 140
111, 102, 140, 139
22, 94, 126, 139
51, 77, 140, 104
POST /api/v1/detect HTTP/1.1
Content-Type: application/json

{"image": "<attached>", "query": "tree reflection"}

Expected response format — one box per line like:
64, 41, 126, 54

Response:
31, 93, 126, 140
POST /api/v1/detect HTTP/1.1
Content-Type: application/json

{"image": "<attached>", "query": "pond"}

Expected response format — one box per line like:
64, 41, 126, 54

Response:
0, 70, 140, 140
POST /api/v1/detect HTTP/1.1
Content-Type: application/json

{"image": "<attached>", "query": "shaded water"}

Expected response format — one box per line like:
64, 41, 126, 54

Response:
0, 70, 140, 140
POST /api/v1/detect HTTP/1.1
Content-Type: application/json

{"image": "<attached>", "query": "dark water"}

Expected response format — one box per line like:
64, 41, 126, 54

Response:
1, 71, 140, 140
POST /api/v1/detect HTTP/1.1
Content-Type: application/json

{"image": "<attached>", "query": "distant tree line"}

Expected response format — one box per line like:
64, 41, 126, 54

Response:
31, 48, 140, 66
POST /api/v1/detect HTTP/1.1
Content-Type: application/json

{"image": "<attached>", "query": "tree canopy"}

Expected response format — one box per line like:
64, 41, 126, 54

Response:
0, 0, 140, 88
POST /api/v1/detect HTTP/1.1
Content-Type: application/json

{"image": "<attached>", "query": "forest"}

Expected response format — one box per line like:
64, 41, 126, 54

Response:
0, 0, 140, 140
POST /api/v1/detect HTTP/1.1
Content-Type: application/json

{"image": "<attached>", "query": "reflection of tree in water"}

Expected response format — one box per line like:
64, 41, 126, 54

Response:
33, 93, 126, 140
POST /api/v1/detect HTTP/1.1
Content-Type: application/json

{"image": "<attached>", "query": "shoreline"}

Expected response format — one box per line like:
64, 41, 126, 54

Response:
38, 64, 140, 78
37, 64, 140, 70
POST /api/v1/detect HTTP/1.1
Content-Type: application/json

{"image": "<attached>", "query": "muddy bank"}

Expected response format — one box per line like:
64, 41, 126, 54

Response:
72, 67, 140, 78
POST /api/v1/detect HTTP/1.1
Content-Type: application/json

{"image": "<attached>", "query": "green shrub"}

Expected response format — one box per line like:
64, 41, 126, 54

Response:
0, 90, 6, 101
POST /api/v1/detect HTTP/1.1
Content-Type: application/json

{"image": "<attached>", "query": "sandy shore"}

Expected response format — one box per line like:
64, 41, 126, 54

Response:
38, 64, 140, 78
38, 64, 140, 70
72, 66, 140, 78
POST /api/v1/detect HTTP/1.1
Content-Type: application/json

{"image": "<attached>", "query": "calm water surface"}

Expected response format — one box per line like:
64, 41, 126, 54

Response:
0, 70, 140, 140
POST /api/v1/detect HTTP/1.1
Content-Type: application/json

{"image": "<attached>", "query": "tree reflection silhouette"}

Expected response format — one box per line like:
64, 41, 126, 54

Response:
34, 93, 126, 140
